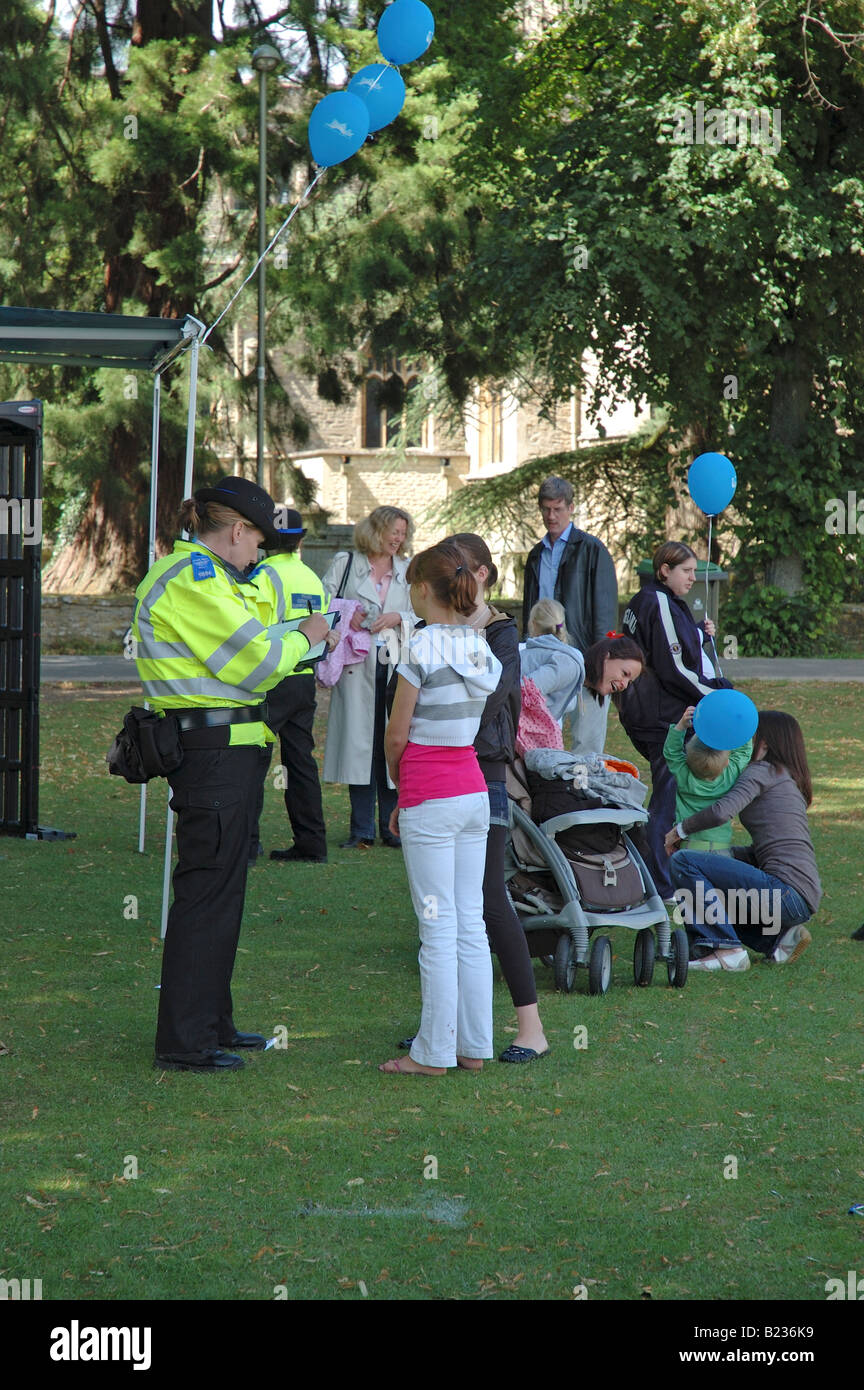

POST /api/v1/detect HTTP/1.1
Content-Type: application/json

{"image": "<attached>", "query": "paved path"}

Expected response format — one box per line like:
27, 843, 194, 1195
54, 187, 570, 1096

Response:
42, 656, 140, 683
726, 657, 864, 682
40, 654, 864, 684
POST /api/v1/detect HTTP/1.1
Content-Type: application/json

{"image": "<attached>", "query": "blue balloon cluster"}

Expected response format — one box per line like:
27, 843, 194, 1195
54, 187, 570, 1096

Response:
688, 452, 737, 516
693, 689, 758, 752
378, 0, 435, 65
307, 93, 370, 168
348, 64, 406, 133
308, 0, 435, 167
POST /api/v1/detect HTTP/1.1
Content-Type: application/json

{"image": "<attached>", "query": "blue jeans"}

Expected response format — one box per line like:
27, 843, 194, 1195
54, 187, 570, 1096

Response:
486, 779, 510, 828
669, 850, 812, 956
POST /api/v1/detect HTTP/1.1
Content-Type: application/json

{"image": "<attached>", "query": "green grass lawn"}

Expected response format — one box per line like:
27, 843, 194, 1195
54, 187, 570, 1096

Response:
1, 681, 863, 1303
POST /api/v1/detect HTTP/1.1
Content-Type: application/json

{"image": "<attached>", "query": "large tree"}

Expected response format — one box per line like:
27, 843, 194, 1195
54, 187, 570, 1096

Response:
282, 1, 864, 652
0, 1, 510, 590
432, 0, 864, 651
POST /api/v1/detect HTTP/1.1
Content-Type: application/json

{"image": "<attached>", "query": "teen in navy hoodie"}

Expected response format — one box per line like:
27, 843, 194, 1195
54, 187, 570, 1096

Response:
616, 541, 732, 898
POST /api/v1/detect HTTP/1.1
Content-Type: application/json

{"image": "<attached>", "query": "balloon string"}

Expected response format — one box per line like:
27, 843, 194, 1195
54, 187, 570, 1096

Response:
706, 512, 723, 678
202, 62, 394, 345
202, 166, 327, 345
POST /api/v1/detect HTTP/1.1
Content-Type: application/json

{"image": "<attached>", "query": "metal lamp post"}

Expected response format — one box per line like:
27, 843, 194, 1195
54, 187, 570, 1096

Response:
251, 43, 281, 490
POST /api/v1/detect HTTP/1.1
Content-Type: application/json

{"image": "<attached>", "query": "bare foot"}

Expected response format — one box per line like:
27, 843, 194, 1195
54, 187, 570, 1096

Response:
378, 1057, 446, 1076
456, 1056, 483, 1072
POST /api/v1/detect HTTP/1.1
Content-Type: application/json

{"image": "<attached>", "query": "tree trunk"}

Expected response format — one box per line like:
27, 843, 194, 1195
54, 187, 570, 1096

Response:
132, 0, 211, 46
666, 423, 712, 549
764, 345, 812, 595
45, 1, 214, 594
43, 427, 148, 593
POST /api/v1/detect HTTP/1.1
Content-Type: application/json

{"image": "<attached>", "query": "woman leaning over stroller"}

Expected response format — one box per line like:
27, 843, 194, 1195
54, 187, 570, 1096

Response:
664, 711, 821, 972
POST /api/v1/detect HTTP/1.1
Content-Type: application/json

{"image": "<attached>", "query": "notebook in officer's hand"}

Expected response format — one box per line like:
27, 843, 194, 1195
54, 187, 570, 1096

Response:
270, 610, 340, 670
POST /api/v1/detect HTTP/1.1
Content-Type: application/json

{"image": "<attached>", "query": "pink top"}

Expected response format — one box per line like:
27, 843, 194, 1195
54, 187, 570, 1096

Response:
372, 567, 393, 605
398, 742, 487, 808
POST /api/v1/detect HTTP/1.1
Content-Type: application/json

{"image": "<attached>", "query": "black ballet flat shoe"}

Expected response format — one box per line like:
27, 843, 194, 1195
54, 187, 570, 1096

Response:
498, 1045, 551, 1065
154, 1050, 244, 1073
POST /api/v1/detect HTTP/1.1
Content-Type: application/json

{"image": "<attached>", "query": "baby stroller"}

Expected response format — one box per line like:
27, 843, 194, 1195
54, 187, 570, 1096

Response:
505, 754, 688, 995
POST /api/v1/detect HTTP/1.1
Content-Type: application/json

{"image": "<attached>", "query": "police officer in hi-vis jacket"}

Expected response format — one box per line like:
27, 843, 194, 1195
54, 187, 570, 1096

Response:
245, 509, 330, 864
133, 478, 329, 1073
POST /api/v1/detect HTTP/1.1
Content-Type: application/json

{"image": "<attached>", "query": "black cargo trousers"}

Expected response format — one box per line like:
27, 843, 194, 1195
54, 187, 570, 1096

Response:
155, 741, 262, 1060
249, 673, 327, 859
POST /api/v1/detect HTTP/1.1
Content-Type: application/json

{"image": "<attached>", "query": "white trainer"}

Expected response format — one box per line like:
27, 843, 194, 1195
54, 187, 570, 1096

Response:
771, 924, 812, 965
688, 953, 722, 971
716, 947, 751, 971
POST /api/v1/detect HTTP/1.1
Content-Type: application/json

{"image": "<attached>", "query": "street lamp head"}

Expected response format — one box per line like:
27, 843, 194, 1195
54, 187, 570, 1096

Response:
252, 43, 281, 73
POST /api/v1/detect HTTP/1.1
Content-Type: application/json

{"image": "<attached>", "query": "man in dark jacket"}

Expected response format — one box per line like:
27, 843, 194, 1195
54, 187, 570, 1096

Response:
521, 477, 618, 652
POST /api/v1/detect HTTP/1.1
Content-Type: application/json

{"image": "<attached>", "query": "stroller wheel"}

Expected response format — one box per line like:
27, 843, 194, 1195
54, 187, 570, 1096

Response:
667, 927, 689, 988
553, 934, 577, 993
588, 935, 612, 996
633, 929, 655, 987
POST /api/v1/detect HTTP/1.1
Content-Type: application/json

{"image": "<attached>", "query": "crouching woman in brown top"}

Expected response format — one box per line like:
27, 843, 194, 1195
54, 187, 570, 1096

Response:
665, 711, 821, 973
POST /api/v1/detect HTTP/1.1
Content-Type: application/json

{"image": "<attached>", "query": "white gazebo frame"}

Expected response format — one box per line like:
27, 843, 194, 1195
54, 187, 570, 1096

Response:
0, 304, 206, 936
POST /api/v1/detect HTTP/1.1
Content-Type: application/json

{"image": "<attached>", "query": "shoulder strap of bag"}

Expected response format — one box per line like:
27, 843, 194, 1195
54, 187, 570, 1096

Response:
336, 552, 354, 599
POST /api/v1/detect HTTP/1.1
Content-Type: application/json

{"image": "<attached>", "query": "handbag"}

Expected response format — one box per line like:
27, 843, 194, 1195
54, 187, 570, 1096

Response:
565, 843, 645, 911
106, 707, 184, 784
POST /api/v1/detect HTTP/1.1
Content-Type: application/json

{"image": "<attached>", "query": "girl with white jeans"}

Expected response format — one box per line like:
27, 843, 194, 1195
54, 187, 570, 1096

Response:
380, 541, 502, 1076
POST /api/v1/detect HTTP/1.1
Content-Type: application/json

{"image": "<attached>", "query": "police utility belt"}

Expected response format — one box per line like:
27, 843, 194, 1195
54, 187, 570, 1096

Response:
106, 704, 269, 783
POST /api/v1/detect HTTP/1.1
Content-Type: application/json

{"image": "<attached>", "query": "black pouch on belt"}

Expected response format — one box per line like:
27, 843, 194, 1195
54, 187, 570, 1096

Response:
106, 707, 184, 783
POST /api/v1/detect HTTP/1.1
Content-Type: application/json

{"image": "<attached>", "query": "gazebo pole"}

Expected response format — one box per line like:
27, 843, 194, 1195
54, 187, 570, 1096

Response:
161, 332, 201, 938
138, 371, 162, 854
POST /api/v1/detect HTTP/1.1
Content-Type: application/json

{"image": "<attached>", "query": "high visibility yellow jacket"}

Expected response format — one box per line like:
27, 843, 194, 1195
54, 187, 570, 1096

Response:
133, 540, 311, 746
246, 550, 327, 633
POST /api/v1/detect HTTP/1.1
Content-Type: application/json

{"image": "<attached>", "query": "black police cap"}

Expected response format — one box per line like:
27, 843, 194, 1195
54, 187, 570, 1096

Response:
194, 476, 281, 545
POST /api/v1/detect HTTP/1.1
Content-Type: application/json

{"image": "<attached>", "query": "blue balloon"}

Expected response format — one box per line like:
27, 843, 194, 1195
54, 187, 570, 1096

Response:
693, 689, 759, 752
348, 63, 406, 133
688, 452, 737, 516
308, 92, 370, 167
377, 0, 435, 66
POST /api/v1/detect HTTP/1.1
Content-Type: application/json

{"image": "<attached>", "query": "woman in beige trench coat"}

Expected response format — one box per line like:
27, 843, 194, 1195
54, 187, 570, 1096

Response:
322, 506, 415, 847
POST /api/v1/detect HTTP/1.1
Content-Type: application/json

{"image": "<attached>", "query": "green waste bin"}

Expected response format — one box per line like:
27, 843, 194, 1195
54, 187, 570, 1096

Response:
634, 559, 728, 627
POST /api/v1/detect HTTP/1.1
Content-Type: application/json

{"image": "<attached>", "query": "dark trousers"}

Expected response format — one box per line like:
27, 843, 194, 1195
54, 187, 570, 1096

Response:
250, 674, 327, 858
641, 741, 677, 900
348, 661, 397, 840
483, 822, 537, 1007
156, 744, 261, 1059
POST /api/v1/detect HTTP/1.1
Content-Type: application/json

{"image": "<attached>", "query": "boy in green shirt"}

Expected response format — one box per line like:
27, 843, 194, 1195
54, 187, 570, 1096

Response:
663, 705, 753, 855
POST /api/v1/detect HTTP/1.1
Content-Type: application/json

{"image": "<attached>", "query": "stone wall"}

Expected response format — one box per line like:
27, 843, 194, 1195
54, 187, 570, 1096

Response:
293, 450, 471, 553
41, 593, 135, 653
